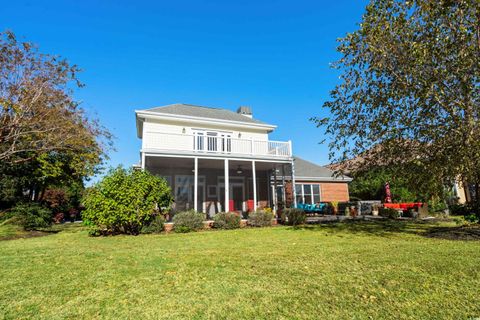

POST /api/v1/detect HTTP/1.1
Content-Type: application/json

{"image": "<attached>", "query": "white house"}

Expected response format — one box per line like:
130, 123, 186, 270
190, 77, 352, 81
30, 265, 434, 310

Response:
136, 103, 350, 217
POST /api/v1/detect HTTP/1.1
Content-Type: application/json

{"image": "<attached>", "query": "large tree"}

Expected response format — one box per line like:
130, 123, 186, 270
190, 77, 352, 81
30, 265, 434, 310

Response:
0, 30, 111, 166
315, 0, 480, 211
0, 31, 112, 206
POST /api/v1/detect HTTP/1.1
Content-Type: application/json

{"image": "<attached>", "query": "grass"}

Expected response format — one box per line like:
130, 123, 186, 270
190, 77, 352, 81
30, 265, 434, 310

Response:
0, 220, 479, 319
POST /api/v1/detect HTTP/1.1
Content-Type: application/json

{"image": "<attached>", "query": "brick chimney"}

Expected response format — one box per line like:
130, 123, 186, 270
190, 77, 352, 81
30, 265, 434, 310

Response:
237, 106, 252, 119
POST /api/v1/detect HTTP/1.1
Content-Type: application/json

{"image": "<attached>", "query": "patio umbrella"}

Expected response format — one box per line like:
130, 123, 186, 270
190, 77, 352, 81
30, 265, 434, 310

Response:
384, 182, 392, 203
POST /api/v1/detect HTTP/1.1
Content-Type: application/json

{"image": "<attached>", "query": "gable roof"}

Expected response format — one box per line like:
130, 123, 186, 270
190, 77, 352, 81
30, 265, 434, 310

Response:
294, 157, 352, 182
142, 103, 272, 126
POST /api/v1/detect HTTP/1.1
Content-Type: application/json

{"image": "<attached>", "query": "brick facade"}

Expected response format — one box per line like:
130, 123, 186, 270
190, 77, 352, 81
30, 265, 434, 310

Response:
318, 182, 349, 202
285, 180, 349, 204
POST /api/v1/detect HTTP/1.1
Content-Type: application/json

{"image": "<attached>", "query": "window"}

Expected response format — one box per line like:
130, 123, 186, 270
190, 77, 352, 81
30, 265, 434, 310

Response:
193, 130, 232, 153
207, 132, 217, 151
313, 185, 320, 203
174, 175, 205, 211
295, 184, 303, 204
295, 183, 321, 204
195, 132, 205, 151
303, 184, 312, 204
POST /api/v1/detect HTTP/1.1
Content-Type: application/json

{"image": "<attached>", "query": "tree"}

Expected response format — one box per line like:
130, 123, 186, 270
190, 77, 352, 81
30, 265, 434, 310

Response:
314, 0, 480, 214
82, 167, 173, 235
349, 167, 418, 202
0, 30, 112, 208
0, 30, 111, 166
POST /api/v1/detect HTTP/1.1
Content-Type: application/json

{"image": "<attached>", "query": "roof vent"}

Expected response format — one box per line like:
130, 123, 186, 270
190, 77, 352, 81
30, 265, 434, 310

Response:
237, 106, 253, 119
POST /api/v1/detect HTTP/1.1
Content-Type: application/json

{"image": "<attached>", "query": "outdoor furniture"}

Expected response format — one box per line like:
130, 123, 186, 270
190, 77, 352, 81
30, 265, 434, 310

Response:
296, 203, 327, 214
383, 202, 424, 215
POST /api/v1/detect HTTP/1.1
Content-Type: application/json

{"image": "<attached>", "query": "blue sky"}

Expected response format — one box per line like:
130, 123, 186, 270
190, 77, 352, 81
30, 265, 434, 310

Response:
1, 0, 368, 173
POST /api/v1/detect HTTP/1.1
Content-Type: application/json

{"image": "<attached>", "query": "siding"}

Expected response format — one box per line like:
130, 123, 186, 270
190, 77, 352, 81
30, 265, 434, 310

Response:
143, 118, 269, 150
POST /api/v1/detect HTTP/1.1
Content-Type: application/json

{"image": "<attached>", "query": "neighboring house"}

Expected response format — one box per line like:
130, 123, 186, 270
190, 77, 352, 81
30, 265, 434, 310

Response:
454, 180, 475, 205
136, 103, 350, 217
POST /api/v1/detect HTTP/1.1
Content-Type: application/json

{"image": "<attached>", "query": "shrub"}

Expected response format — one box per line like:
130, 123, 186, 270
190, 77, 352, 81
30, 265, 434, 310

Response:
213, 212, 241, 229
82, 167, 173, 235
174, 225, 193, 233
465, 214, 479, 223
11, 203, 52, 230
141, 215, 165, 234
379, 207, 400, 219
248, 210, 273, 227
42, 188, 69, 213
53, 212, 65, 224
280, 208, 306, 226
173, 210, 204, 233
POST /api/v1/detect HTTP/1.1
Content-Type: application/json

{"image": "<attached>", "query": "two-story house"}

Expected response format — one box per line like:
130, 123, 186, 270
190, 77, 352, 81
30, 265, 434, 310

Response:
136, 103, 350, 218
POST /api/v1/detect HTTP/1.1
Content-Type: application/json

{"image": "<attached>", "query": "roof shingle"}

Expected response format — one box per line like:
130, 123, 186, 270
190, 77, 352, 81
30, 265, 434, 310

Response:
294, 157, 351, 181
144, 103, 272, 126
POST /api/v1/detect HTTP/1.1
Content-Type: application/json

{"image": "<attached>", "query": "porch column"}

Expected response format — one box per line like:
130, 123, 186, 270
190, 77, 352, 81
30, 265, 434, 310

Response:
282, 165, 286, 205
252, 160, 257, 211
224, 159, 229, 212
291, 160, 297, 207
141, 152, 145, 170
273, 166, 277, 215
194, 157, 198, 212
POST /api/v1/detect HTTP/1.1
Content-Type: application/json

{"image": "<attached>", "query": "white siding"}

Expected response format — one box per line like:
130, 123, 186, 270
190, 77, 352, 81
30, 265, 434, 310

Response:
142, 118, 269, 150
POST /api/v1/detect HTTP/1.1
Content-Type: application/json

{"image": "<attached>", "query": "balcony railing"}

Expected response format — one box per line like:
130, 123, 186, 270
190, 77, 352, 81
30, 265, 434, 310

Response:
143, 132, 292, 158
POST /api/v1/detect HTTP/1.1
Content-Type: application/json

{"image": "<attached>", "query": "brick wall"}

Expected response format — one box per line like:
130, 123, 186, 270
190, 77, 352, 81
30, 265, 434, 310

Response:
285, 180, 350, 203
319, 182, 349, 202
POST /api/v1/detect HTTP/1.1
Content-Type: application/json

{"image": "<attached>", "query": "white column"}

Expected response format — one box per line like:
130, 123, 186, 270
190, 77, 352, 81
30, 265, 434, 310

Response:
291, 160, 297, 207
273, 166, 277, 215
194, 157, 198, 212
252, 160, 257, 211
141, 152, 145, 170
224, 159, 229, 212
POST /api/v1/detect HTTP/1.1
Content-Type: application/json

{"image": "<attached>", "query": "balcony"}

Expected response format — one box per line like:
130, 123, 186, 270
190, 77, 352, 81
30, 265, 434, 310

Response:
142, 132, 292, 159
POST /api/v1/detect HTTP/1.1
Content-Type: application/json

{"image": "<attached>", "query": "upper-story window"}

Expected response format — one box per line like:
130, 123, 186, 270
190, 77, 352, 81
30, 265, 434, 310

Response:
193, 130, 232, 153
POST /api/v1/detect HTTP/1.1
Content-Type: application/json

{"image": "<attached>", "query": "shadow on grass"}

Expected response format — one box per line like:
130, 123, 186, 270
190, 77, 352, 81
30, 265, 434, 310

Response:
424, 225, 480, 241
291, 219, 480, 241
0, 222, 85, 241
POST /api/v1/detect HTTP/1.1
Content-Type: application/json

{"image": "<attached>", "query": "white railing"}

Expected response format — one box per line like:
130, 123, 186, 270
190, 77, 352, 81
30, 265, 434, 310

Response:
143, 132, 292, 158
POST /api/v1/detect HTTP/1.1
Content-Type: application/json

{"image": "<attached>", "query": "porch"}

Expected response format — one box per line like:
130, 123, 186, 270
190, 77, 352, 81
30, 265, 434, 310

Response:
142, 132, 292, 160
143, 155, 294, 218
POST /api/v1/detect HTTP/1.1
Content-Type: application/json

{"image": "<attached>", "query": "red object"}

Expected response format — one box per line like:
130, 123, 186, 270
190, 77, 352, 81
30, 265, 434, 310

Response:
384, 182, 392, 203
384, 203, 400, 209
384, 202, 424, 212
247, 200, 254, 212
228, 200, 234, 211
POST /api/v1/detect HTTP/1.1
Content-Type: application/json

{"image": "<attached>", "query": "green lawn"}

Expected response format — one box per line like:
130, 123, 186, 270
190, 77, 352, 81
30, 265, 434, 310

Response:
0, 221, 479, 319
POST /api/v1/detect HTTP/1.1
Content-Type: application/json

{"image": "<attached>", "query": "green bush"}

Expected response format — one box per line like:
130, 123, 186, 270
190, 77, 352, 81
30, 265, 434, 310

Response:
379, 207, 400, 219
449, 203, 472, 216
82, 167, 173, 235
465, 214, 479, 223
141, 215, 165, 234
173, 210, 204, 233
280, 208, 306, 226
248, 210, 273, 227
213, 212, 241, 229
11, 203, 52, 230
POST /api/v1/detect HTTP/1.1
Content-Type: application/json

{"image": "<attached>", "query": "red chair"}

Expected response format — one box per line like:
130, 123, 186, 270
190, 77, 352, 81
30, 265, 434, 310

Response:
247, 200, 254, 212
